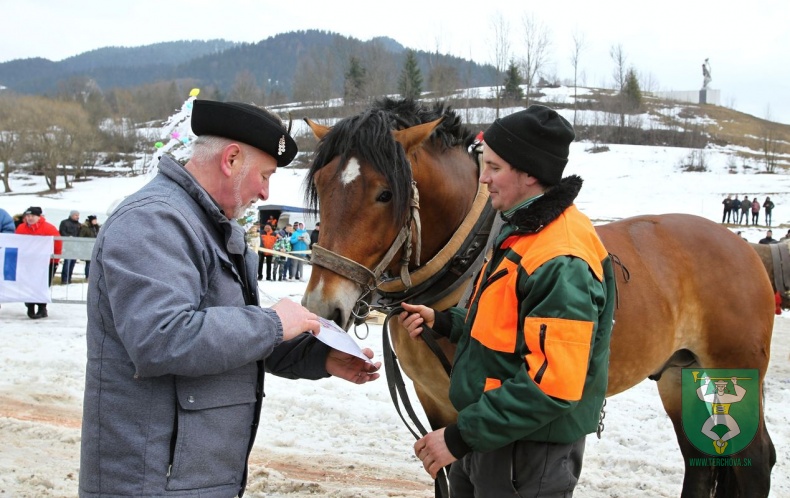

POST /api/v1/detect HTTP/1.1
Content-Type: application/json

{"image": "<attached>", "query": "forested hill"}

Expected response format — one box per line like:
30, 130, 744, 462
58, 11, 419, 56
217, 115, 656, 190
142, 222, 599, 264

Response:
62, 40, 239, 70
0, 40, 238, 93
0, 30, 496, 100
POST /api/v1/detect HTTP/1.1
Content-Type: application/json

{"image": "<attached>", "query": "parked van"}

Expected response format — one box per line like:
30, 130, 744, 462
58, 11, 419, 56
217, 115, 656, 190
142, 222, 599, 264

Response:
257, 204, 319, 231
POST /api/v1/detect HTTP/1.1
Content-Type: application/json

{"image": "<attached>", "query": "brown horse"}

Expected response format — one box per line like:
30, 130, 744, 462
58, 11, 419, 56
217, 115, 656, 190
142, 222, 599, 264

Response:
302, 98, 776, 497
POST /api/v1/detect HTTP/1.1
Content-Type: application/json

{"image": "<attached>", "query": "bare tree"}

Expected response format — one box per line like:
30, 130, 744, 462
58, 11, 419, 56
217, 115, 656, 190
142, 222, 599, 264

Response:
609, 44, 628, 92
489, 12, 511, 118
292, 47, 336, 106
0, 95, 24, 192
460, 46, 478, 124
105, 88, 136, 119
228, 70, 263, 104
424, 30, 460, 100
609, 44, 628, 130
363, 40, 398, 99
121, 81, 185, 123
25, 99, 92, 192
520, 13, 552, 108
761, 106, 781, 173
638, 70, 659, 94
428, 64, 460, 100
64, 114, 102, 183
570, 29, 587, 127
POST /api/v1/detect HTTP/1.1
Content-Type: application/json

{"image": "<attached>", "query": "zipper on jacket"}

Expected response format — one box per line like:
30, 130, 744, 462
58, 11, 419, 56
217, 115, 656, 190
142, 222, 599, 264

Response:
471, 268, 508, 307
464, 267, 509, 334
533, 323, 549, 384
511, 442, 520, 490
167, 403, 179, 477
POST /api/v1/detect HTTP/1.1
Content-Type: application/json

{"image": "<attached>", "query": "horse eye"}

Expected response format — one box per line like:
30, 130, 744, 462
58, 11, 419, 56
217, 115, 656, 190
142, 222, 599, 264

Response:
376, 191, 393, 203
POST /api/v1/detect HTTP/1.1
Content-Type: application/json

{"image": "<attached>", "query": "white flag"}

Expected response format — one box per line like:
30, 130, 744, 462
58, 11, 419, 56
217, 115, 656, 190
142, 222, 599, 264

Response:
0, 233, 52, 303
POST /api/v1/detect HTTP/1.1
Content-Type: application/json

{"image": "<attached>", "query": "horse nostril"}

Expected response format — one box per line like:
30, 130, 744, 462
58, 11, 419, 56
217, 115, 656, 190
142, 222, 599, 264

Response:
328, 309, 343, 327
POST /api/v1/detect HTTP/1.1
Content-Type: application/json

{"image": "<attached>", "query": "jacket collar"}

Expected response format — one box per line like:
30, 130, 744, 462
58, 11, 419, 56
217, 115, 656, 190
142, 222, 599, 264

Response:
158, 155, 247, 256
502, 175, 583, 234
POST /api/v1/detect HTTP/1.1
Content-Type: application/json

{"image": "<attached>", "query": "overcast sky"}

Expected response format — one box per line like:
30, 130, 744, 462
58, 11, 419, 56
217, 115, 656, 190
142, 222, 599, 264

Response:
2, 0, 788, 124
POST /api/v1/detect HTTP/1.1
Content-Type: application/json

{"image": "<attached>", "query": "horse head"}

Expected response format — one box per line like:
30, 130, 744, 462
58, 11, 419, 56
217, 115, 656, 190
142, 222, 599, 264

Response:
302, 99, 478, 330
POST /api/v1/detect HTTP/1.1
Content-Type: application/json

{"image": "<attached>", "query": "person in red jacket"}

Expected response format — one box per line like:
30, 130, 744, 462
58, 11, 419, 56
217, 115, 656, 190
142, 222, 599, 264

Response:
14, 206, 62, 319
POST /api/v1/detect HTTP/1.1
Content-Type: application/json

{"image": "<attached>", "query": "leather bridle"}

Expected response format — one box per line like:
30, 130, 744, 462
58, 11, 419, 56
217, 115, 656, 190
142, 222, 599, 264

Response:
309, 179, 423, 326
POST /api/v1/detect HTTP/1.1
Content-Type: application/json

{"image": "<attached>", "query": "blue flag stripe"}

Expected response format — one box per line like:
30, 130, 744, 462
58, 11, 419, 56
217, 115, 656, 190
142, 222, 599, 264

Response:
3, 247, 18, 281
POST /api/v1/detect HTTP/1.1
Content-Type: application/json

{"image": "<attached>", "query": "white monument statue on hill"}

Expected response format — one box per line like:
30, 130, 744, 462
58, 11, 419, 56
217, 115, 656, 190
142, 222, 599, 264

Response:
699, 58, 713, 105
702, 58, 712, 90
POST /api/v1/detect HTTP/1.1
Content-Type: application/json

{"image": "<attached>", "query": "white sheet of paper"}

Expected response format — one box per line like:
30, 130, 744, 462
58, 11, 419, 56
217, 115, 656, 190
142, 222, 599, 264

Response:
315, 317, 373, 364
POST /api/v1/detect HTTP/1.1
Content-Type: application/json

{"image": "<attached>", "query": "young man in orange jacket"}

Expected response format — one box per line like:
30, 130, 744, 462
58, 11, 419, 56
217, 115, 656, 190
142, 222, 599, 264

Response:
399, 106, 615, 497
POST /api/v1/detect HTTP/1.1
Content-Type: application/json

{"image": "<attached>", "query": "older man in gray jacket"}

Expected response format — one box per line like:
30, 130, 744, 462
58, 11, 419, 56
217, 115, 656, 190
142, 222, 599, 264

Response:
79, 100, 381, 497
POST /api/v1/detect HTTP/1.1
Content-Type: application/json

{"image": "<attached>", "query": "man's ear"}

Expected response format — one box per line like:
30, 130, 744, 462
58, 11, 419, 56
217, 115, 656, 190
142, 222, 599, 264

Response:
220, 143, 243, 177
523, 172, 540, 187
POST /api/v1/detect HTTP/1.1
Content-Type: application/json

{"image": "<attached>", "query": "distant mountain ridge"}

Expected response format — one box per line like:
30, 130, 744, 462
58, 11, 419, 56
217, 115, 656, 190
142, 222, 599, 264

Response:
0, 31, 496, 98
62, 40, 240, 70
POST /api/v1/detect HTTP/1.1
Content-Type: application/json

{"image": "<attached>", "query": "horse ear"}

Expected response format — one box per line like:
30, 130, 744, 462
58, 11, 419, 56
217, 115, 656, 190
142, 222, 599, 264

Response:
392, 117, 443, 152
304, 118, 331, 140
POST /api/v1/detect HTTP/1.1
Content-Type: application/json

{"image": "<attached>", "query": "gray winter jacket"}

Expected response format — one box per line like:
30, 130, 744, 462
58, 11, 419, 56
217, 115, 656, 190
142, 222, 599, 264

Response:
79, 155, 330, 497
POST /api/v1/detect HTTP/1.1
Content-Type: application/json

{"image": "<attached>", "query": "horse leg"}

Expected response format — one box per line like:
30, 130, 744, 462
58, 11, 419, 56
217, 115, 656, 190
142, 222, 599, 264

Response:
657, 367, 716, 497
657, 367, 775, 498
708, 385, 775, 498
696, 309, 776, 498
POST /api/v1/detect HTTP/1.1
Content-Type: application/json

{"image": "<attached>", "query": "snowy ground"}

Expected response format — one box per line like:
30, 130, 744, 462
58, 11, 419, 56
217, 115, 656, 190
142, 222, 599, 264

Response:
1, 103, 790, 495
1, 272, 789, 497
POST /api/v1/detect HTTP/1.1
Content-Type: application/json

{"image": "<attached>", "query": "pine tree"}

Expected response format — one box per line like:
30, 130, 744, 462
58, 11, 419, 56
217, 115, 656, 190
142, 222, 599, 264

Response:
398, 50, 423, 100
344, 56, 367, 106
502, 60, 524, 103
621, 69, 642, 110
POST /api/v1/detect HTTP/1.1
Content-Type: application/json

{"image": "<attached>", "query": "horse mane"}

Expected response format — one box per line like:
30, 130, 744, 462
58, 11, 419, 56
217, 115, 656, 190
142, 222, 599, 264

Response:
305, 98, 473, 225
369, 98, 473, 150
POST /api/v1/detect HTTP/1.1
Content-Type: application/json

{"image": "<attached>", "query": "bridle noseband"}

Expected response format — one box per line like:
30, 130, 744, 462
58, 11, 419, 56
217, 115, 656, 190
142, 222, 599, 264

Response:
309, 180, 423, 326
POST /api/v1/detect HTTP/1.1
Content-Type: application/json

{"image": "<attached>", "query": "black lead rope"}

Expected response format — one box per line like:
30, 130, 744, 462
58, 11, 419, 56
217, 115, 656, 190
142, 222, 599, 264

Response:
382, 306, 450, 498
382, 306, 430, 440
420, 328, 453, 378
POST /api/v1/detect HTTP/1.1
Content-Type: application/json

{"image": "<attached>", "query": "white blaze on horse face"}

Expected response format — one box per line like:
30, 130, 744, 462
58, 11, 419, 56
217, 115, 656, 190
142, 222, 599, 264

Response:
341, 157, 362, 185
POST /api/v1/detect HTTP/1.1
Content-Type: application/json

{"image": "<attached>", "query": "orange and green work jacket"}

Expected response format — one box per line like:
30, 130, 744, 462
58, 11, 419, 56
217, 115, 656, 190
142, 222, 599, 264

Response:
434, 176, 616, 457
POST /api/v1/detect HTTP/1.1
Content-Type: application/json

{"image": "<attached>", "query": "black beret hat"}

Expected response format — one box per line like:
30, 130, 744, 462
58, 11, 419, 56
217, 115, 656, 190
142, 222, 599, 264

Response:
24, 206, 43, 216
87, 215, 97, 221
191, 100, 297, 167
483, 105, 574, 186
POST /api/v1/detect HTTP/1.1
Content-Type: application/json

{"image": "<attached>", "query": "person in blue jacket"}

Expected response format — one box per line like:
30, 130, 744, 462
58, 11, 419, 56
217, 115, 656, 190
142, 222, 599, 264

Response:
0, 207, 16, 312
289, 221, 311, 280
0, 207, 15, 233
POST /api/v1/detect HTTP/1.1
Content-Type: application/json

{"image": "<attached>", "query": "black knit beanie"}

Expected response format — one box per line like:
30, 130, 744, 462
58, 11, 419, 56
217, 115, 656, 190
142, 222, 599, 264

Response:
483, 105, 575, 186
